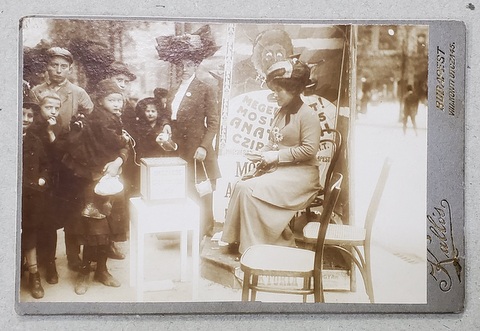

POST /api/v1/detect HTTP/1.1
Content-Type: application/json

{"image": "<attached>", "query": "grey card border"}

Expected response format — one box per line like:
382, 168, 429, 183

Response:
14, 17, 465, 315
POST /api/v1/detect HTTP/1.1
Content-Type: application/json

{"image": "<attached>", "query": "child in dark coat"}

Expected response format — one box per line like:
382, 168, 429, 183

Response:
21, 92, 61, 299
63, 80, 130, 219
61, 79, 130, 294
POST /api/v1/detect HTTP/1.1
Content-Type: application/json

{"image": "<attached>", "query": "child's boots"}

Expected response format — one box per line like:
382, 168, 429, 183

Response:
81, 202, 106, 219
28, 272, 44, 299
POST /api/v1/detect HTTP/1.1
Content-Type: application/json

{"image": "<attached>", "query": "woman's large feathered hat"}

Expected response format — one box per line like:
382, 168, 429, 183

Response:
155, 25, 220, 65
266, 57, 312, 90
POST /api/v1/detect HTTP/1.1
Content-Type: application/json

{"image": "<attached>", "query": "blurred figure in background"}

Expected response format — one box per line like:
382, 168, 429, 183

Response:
402, 84, 419, 136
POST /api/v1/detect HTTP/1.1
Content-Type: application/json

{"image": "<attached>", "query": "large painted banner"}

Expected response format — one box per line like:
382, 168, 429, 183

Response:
214, 24, 347, 221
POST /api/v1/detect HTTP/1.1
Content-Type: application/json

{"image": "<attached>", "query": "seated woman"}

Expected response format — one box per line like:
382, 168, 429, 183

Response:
221, 58, 321, 254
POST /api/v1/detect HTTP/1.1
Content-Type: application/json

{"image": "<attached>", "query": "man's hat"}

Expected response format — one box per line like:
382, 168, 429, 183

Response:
156, 25, 220, 65
95, 79, 124, 100
47, 47, 74, 64
105, 61, 137, 81
153, 87, 169, 99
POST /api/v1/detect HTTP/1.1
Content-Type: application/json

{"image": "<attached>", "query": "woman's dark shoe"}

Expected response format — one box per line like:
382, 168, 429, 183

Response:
227, 242, 240, 255
28, 272, 44, 299
107, 242, 125, 260
94, 270, 121, 287
45, 261, 59, 284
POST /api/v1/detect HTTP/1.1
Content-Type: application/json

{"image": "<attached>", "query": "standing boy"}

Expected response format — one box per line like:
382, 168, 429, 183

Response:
30, 47, 94, 272
30, 47, 94, 133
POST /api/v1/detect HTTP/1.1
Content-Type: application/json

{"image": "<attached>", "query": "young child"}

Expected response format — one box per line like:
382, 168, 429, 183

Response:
21, 92, 60, 299
135, 97, 176, 158
61, 79, 130, 294
126, 97, 176, 195
63, 80, 130, 219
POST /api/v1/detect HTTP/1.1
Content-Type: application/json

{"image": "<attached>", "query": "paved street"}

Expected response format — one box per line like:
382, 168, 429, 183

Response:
354, 101, 427, 303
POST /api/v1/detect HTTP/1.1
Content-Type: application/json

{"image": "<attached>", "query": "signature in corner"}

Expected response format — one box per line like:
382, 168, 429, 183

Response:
427, 199, 462, 292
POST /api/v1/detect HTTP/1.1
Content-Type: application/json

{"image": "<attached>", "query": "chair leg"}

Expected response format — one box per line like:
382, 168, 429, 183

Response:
242, 270, 251, 301
352, 247, 372, 303
313, 272, 324, 303
364, 246, 374, 303
251, 275, 259, 301
302, 277, 309, 303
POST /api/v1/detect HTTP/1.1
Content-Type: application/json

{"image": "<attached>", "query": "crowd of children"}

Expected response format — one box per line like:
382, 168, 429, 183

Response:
22, 23, 223, 299
21, 47, 176, 298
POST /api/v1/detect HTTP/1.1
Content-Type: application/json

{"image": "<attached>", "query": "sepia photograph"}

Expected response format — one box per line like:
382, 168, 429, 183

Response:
18, 18, 429, 307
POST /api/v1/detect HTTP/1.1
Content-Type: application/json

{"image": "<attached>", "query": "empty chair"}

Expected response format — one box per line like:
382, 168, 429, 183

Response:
303, 158, 391, 303
240, 173, 343, 303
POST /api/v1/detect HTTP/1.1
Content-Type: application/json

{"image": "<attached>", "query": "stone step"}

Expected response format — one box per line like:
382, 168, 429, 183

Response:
200, 235, 352, 291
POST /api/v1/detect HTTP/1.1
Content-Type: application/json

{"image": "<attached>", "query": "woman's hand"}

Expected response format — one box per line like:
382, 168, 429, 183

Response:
103, 157, 123, 177
194, 147, 207, 162
262, 151, 279, 165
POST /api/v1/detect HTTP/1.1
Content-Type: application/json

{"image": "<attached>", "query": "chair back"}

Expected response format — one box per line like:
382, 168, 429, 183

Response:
364, 158, 391, 244
319, 128, 342, 191
313, 173, 343, 271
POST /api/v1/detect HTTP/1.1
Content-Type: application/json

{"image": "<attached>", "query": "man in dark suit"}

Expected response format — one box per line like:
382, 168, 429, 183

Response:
162, 59, 221, 238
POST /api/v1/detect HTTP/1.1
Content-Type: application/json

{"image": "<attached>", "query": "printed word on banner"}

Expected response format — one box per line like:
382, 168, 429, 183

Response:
302, 94, 339, 188
214, 89, 277, 221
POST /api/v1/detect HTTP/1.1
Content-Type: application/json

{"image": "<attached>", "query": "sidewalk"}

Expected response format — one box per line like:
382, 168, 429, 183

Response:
19, 227, 425, 304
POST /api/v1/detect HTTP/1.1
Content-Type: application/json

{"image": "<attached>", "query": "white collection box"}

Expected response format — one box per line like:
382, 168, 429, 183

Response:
140, 157, 187, 201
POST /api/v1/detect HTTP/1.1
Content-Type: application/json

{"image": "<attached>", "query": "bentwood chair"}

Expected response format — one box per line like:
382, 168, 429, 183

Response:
303, 158, 391, 303
306, 128, 343, 218
240, 173, 343, 303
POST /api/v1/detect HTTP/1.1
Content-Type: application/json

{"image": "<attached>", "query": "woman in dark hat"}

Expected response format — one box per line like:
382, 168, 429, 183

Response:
221, 58, 321, 254
156, 25, 222, 238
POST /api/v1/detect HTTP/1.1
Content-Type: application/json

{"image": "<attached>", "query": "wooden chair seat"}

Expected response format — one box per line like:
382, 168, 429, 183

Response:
304, 223, 366, 246
241, 245, 315, 275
